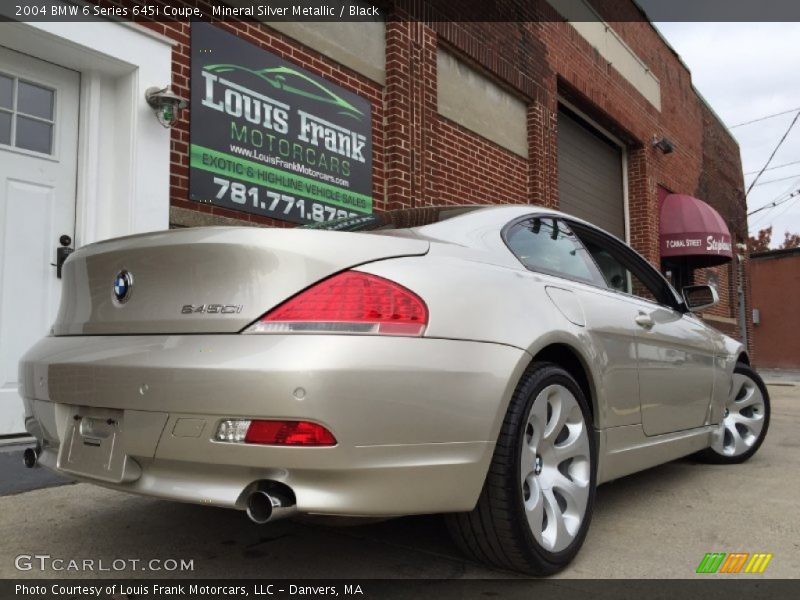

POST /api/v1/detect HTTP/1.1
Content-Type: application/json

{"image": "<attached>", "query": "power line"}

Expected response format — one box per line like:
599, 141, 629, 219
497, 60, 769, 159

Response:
744, 159, 800, 176
749, 205, 796, 233
765, 193, 800, 230
745, 110, 800, 195
749, 184, 800, 217
730, 106, 800, 128
748, 178, 800, 228
750, 173, 800, 187
749, 189, 798, 230
748, 187, 800, 217
749, 195, 800, 233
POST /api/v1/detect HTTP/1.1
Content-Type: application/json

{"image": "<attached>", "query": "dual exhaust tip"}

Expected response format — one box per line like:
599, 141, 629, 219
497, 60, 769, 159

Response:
23, 447, 40, 469
245, 484, 296, 524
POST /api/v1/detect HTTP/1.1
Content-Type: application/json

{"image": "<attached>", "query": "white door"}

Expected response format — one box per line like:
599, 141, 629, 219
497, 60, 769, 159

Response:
0, 47, 79, 435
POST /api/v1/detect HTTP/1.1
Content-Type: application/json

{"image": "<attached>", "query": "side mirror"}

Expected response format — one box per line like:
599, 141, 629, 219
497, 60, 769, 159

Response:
682, 284, 719, 313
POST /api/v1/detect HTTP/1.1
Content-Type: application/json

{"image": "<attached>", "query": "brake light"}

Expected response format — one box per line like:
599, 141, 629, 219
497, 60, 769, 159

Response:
246, 420, 336, 446
215, 419, 337, 446
243, 271, 428, 336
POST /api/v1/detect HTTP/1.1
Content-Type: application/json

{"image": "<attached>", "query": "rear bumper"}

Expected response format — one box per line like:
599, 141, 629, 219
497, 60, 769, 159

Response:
20, 334, 529, 516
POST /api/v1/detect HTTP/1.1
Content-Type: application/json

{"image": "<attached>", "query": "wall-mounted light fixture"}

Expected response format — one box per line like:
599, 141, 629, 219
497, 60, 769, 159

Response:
652, 135, 675, 155
145, 86, 188, 128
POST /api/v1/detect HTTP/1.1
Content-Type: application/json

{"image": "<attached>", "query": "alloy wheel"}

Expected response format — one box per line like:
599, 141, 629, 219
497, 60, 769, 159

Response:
520, 384, 591, 553
712, 373, 767, 457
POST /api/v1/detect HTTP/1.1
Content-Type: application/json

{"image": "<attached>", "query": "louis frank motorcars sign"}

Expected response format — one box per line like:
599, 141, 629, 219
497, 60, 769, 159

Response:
189, 22, 373, 224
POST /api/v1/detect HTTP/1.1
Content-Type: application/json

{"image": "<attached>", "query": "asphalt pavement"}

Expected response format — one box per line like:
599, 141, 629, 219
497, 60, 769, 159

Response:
0, 383, 797, 580
0, 443, 73, 496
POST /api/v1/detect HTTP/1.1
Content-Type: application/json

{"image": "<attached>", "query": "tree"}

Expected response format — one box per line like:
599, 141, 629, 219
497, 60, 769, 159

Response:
748, 226, 772, 253
782, 230, 800, 249
748, 226, 800, 251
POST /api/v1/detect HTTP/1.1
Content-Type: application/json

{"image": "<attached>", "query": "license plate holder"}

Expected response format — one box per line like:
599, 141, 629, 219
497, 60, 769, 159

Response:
57, 407, 131, 483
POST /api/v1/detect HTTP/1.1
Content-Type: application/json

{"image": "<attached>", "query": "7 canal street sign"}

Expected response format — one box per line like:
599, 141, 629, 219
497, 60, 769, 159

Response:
190, 22, 373, 224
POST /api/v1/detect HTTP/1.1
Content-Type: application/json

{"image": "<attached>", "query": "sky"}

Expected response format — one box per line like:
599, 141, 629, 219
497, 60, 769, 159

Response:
654, 22, 800, 246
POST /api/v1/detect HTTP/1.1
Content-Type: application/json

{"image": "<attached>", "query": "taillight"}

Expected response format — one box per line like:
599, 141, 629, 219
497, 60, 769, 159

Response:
243, 271, 428, 336
215, 419, 337, 446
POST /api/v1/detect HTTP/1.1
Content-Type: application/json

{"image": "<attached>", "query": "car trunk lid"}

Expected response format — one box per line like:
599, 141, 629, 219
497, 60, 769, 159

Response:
53, 227, 428, 335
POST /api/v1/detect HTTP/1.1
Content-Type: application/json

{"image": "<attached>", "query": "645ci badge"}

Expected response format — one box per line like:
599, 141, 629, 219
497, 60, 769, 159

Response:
189, 23, 373, 225
181, 304, 243, 315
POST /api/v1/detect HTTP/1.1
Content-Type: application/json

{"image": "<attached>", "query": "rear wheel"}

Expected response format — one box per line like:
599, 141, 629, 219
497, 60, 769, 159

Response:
695, 363, 770, 464
447, 362, 596, 575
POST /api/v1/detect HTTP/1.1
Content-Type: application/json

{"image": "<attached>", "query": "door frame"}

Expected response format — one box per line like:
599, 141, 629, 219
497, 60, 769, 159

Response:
0, 49, 81, 436
0, 20, 174, 248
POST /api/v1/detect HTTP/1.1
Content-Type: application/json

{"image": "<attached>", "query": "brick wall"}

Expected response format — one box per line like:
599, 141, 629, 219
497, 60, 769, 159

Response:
750, 251, 800, 368
431, 117, 529, 206
138, 1, 748, 342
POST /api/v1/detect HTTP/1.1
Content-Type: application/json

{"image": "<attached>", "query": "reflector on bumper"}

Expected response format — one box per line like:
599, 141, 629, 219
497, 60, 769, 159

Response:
215, 419, 337, 446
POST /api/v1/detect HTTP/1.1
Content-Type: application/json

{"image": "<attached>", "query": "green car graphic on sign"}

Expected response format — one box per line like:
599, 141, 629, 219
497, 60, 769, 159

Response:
204, 64, 364, 120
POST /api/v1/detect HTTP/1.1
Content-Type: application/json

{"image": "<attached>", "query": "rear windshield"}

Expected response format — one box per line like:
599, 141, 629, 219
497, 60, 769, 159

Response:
301, 205, 483, 232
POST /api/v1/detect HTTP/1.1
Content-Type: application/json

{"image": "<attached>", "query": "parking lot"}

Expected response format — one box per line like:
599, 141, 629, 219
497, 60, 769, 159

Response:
1, 382, 797, 580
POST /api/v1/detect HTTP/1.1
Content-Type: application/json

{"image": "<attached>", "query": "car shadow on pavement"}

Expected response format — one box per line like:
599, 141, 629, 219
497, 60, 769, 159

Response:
3, 456, 715, 579
0, 446, 74, 496
29, 495, 494, 578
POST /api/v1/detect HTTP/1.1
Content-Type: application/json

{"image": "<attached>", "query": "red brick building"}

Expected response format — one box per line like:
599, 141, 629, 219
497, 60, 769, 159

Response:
750, 249, 800, 368
0, 2, 754, 435
147, 2, 750, 345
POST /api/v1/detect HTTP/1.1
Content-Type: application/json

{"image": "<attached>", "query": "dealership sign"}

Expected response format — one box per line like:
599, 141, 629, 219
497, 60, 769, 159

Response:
189, 23, 373, 224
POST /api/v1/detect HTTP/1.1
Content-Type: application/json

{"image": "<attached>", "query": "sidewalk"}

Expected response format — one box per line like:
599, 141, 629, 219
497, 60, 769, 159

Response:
759, 368, 800, 385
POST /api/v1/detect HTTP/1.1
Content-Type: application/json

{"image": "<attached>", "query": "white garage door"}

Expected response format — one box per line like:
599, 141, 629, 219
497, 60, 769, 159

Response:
557, 108, 626, 240
0, 47, 79, 436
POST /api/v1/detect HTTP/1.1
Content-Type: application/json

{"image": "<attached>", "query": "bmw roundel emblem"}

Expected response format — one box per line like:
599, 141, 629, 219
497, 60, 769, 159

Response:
112, 270, 134, 304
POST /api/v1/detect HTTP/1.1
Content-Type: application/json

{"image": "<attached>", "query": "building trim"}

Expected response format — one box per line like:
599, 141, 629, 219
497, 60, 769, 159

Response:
548, 0, 661, 110
119, 20, 178, 47
701, 313, 738, 326
648, 22, 734, 137
437, 47, 529, 158
751, 247, 800, 260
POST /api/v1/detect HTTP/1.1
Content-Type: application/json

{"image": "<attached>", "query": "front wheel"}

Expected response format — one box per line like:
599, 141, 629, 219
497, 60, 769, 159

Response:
447, 362, 596, 575
695, 362, 770, 464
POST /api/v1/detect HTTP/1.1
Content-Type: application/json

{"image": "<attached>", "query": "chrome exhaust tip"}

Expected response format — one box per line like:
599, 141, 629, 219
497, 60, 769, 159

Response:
246, 487, 296, 524
23, 447, 40, 469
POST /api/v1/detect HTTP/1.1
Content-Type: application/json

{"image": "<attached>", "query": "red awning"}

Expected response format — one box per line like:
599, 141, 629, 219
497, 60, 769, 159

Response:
660, 194, 733, 266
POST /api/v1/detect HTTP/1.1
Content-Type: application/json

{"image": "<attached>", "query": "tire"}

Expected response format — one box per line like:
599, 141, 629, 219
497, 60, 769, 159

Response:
446, 362, 596, 575
694, 362, 770, 464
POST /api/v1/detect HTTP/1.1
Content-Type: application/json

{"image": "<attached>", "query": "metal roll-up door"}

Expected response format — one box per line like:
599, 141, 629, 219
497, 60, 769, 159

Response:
557, 108, 626, 239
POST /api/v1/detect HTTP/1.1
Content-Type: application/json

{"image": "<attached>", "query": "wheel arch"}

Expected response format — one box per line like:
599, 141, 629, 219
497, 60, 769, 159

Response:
529, 342, 597, 426
736, 351, 751, 366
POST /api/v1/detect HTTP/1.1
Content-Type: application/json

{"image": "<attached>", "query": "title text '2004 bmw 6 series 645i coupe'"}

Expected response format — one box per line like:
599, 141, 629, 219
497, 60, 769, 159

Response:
19, 205, 769, 575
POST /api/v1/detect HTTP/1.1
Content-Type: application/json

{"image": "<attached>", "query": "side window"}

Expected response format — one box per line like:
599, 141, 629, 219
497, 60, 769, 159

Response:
504, 217, 603, 285
571, 224, 679, 308
581, 238, 656, 301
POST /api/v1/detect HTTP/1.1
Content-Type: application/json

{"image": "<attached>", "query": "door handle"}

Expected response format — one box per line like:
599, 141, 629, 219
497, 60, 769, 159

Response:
635, 313, 654, 330
50, 234, 74, 279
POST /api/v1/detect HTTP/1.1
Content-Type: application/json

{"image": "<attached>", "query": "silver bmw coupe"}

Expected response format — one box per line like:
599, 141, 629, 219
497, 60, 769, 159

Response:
20, 205, 769, 575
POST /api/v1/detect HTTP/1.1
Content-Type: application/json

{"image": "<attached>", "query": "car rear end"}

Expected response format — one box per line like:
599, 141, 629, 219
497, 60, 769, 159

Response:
20, 224, 529, 520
